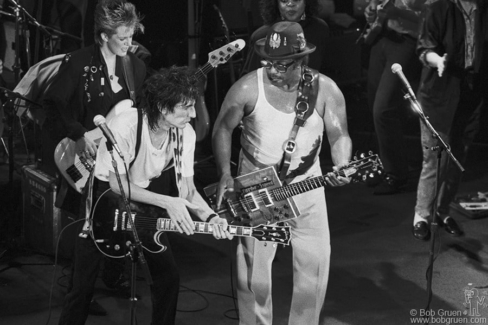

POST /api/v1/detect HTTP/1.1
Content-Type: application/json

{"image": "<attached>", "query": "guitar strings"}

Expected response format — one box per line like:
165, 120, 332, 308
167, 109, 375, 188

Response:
224, 159, 377, 211
129, 216, 255, 237
71, 156, 96, 175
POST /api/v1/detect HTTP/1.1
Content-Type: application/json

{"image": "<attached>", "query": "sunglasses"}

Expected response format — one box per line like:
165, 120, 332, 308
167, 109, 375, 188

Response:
260, 60, 295, 73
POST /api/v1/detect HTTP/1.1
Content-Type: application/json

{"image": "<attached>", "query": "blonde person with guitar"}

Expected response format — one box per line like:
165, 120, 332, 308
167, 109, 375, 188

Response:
41, 0, 146, 204
40, 1, 146, 324
363, 0, 429, 195
212, 22, 351, 325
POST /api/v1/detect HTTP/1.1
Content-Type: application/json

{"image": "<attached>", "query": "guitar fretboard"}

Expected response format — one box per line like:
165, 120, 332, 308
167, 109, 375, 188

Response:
195, 63, 214, 80
270, 168, 349, 201
156, 219, 254, 237
272, 175, 327, 201
269, 162, 369, 201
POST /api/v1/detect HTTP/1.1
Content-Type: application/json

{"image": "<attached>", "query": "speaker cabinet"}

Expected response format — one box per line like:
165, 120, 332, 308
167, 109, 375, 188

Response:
22, 165, 77, 258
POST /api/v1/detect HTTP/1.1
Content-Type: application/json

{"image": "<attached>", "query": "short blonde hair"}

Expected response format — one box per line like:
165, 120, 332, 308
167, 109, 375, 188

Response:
94, 0, 144, 46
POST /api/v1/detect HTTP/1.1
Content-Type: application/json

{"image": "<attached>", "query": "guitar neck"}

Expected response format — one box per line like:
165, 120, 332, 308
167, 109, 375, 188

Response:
195, 62, 214, 81
156, 219, 254, 237
270, 170, 347, 201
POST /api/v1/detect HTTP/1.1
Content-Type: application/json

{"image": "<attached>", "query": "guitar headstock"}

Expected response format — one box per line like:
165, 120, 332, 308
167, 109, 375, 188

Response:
251, 224, 291, 246
340, 151, 383, 183
208, 39, 246, 68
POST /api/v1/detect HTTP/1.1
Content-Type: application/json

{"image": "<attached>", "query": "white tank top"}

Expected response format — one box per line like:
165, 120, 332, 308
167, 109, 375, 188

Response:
240, 68, 324, 179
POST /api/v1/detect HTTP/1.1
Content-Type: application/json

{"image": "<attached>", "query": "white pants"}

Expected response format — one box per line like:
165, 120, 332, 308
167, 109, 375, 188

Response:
236, 186, 331, 325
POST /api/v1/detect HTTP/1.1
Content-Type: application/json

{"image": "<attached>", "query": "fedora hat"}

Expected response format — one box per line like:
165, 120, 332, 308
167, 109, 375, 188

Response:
254, 21, 316, 60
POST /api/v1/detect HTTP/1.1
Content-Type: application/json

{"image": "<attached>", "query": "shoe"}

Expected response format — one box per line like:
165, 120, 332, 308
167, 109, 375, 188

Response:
440, 216, 463, 236
373, 175, 407, 195
412, 221, 430, 241
88, 299, 107, 316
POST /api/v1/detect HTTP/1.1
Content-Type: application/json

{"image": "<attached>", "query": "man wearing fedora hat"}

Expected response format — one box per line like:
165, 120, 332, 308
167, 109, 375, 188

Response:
212, 21, 352, 324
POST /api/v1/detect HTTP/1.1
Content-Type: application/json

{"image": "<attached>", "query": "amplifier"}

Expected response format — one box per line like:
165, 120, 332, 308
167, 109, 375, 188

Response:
21, 165, 77, 258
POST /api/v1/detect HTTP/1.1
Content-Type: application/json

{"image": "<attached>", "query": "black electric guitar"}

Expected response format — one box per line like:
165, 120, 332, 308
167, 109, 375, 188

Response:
54, 39, 246, 194
204, 153, 383, 226
90, 190, 291, 258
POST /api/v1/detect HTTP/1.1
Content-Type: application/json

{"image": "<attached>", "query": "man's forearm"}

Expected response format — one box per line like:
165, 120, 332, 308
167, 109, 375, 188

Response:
212, 129, 234, 177
330, 136, 352, 167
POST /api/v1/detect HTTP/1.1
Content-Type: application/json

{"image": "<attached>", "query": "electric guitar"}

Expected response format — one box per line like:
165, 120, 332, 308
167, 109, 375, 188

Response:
54, 39, 246, 194
90, 190, 291, 258
204, 153, 383, 226
357, 0, 392, 46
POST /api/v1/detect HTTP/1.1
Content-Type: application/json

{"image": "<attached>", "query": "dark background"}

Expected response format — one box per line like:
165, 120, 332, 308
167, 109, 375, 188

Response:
0, 0, 486, 155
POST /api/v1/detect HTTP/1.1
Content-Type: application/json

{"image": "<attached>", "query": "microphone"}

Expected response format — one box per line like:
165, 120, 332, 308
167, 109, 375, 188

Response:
391, 63, 416, 100
93, 115, 123, 158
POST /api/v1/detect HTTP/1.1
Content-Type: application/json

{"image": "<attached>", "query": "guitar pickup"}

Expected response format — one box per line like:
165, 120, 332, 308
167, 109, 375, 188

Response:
113, 209, 120, 231
242, 193, 259, 212
67, 165, 83, 182
258, 189, 273, 207
114, 209, 135, 231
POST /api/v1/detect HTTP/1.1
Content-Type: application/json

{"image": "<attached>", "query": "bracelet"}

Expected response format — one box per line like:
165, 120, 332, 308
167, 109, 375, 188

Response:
206, 213, 219, 223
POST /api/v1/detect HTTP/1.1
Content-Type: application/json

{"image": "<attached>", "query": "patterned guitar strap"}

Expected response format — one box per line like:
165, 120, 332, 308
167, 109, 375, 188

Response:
279, 66, 319, 181
170, 127, 183, 195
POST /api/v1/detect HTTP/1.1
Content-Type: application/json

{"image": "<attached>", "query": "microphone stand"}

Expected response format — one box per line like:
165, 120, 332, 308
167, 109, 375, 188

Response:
107, 143, 153, 325
8, 0, 82, 62
1, 87, 42, 186
10, 0, 23, 84
402, 92, 464, 325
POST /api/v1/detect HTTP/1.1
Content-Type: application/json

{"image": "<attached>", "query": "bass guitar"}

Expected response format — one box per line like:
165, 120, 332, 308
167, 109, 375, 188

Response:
54, 39, 246, 193
90, 190, 292, 258
204, 153, 383, 226
356, 0, 392, 46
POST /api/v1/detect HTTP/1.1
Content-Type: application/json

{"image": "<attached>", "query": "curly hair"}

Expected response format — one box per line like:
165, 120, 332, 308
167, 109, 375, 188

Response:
94, 0, 144, 45
260, 0, 320, 25
141, 66, 199, 132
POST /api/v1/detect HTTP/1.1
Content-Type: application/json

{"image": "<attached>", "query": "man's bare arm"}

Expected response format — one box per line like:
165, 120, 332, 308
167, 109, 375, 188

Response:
212, 72, 257, 205
321, 76, 352, 168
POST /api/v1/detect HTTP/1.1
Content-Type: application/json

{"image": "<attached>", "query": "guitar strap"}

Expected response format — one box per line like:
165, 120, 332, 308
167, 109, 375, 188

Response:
278, 66, 319, 181
130, 107, 143, 170
121, 55, 137, 105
